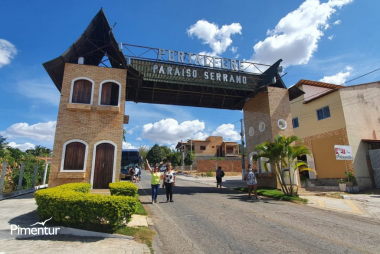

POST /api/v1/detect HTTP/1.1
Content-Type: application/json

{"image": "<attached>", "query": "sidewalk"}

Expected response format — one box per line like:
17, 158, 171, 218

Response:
176, 174, 380, 221
0, 193, 150, 254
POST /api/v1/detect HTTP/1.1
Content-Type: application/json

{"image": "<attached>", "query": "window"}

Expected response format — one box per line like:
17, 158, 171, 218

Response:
71, 79, 92, 104
317, 106, 330, 120
292, 117, 299, 128
62, 141, 87, 171
100, 82, 119, 106
200, 146, 206, 150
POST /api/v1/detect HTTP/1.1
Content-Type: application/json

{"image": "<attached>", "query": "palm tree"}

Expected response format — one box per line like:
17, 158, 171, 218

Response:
253, 135, 312, 196
254, 135, 288, 194
281, 135, 311, 196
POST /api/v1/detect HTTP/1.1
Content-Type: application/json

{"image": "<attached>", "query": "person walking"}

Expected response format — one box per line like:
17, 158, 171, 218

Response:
129, 166, 135, 182
145, 159, 162, 204
163, 163, 176, 202
244, 164, 258, 199
134, 165, 140, 183
216, 166, 223, 188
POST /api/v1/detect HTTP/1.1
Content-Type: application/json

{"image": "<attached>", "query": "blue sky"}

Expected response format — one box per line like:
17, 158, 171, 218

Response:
1, 0, 379, 151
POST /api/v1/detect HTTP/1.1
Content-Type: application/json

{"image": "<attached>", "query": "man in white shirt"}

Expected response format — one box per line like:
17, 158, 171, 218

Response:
134, 166, 140, 183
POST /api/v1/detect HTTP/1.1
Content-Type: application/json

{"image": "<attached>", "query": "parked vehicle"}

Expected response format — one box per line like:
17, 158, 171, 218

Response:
160, 165, 167, 172
120, 149, 142, 180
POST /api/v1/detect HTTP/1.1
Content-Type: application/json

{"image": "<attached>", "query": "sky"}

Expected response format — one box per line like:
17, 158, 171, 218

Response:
1, 0, 380, 152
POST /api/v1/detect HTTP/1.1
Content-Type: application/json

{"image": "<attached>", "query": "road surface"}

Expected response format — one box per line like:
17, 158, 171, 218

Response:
137, 170, 380, 254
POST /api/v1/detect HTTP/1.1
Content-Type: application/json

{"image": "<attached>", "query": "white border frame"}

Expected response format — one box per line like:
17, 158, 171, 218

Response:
60, 139, 88, 172
90, 140, 117, 189
249, 127, 254, 136
98, 80, 122, 107
69, 77, 95, 105
259, 122, 265, 132
278, 119, 287, 130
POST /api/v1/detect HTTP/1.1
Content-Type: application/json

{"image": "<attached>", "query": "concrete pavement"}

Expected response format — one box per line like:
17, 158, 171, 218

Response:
176, 173, 380, 221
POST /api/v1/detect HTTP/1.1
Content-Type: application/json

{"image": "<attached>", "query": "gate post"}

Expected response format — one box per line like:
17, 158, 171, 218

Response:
243, 87, 294, 188
43, 162, 49, 185
17, 163, 25, 191
32, 163, 38, 187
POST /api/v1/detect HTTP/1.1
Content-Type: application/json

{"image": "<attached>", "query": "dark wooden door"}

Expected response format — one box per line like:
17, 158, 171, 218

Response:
93, 143, 115, 189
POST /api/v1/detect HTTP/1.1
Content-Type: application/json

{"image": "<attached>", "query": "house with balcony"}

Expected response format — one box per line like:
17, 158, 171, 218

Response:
176, 136, 239, 158
290, 79, 380, 190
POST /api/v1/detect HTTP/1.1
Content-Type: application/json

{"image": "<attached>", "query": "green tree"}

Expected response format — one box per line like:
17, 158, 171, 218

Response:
123, 129, 127, 142
253, 135, 311, 196
25, 145, 52, 157
146, 144, 164, 165
160, 145, 172, 162
184, 151, 195, 166
138, 146, 150, 167
168, 151, 181, 167
0, 134, 8, 158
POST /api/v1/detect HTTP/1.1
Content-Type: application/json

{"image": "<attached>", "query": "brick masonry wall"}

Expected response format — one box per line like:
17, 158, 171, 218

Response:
197, 160, 247, 172
49, 63, 127, 187
243, 87, 294, 189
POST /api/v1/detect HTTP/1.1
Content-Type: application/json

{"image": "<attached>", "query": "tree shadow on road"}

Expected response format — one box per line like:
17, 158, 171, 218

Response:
137, 185, 285, 206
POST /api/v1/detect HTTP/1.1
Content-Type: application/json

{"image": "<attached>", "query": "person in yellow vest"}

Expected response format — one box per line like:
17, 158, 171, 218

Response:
146, 159, 163, 204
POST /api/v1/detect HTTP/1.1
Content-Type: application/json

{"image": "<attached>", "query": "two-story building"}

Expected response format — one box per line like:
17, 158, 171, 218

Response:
290, 79, 380, 189
175, 136, 239, 158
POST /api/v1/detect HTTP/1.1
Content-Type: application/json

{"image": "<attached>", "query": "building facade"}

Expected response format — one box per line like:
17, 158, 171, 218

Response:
176, 136, 239, 158
290, 80, 380, 189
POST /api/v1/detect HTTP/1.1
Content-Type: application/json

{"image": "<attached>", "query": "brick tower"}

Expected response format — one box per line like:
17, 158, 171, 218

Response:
43, 9, 128, 188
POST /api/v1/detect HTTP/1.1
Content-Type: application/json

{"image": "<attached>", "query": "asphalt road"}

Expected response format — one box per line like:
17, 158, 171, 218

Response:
137, 171, 380, 254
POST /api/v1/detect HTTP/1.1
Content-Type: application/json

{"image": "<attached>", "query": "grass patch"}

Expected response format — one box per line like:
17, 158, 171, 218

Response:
115, 226, 156, 253
234, 187, 308, 204
135, 201, 148, 216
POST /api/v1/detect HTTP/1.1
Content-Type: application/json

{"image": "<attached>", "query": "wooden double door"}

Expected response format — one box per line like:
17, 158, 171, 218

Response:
93, 143, 115, 189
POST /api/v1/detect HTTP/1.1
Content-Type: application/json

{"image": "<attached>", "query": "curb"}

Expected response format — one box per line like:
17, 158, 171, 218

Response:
3, 226, 134, 240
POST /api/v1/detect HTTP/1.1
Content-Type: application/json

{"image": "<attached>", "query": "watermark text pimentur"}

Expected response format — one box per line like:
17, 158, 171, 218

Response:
10, 217, 60, 235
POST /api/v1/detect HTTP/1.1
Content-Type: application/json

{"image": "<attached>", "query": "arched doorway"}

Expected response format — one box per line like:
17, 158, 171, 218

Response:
92, 142, 115, 189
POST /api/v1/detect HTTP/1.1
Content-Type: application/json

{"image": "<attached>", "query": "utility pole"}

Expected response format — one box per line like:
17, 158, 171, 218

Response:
190, 139, 193, 174
240, 119, 245, 180
181, 139, 184, 173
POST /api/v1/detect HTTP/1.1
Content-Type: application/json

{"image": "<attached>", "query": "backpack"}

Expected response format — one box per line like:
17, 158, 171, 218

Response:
220, 170, 225, 177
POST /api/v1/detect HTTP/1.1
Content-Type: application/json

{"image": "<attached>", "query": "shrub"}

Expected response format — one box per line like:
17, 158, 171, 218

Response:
109, 182, 138, 197
34, 183, 138, 230
205, 170, 214, 177
56, 183, 91, 193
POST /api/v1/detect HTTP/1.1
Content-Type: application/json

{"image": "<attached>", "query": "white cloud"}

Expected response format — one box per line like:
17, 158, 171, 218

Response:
231, 46, 238, 54
211, 124, 240, 141
251, 0, 352, 66
1, 121, 56, 142
0, 39, 17, 68
192, 131, 209, 140
334, 20, 341, 25
122, 141, 137, 149
7, 142, 35, 151
16, 79, 60, 105
319, 66, 353, 85
136, 137, 142, 141
142, 118, 205, 145
187, 20, 242, 55
328, 35, 334, 40
126, 125, 139, 134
